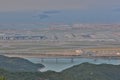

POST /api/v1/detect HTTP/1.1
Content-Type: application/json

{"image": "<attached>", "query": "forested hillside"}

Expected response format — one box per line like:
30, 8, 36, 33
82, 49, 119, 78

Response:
0, 63, 120, 80
0, 55, 44, 72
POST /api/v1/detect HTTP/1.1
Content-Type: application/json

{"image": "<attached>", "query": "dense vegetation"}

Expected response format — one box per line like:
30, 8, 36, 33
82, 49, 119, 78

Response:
0, 62, 120, 80
0, 55, 44, 72
0, 76, 6, 80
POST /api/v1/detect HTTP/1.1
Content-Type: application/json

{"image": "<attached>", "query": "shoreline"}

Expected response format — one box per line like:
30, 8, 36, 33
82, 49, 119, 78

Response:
3, 54, 120, 60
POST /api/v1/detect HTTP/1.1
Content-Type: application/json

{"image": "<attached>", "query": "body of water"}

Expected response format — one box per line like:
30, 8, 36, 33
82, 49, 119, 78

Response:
26, 57, 120, 72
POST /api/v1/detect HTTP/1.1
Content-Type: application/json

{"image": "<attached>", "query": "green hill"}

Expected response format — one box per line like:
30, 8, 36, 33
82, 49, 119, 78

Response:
0, 62, 120, 80
59, 63, 120, 80
0, 55, 44, 72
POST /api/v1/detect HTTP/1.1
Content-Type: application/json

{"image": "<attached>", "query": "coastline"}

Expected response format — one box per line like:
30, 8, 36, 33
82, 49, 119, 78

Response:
4, 54, 120, 59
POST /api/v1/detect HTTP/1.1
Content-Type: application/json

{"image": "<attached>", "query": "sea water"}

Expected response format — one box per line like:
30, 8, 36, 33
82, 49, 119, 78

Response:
26, 57, 120, 72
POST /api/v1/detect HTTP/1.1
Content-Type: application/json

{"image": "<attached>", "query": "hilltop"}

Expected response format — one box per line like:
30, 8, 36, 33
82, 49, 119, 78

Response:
0, 55, 44, 72
0, 62, 120, 80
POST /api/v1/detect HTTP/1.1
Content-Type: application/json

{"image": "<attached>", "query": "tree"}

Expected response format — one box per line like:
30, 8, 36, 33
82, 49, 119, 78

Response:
0, 76, 6, 80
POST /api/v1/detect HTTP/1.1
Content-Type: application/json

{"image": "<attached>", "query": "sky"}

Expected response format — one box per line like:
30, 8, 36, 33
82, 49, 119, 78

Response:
0, 0, 120, 24
0, 0, 119, 12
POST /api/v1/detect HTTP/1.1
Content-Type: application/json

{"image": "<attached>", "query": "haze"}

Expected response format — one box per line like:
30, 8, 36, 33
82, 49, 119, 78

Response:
0, 0, 120, 23
0, 0, 119, 11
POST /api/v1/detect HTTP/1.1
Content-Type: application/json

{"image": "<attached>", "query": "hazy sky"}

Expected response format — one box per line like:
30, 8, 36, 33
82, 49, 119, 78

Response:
0, 0, 120, 24
0, 0, 120, 11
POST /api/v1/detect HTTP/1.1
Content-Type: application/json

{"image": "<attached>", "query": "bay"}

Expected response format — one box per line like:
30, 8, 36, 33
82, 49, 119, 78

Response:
26, 57, 120, 72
